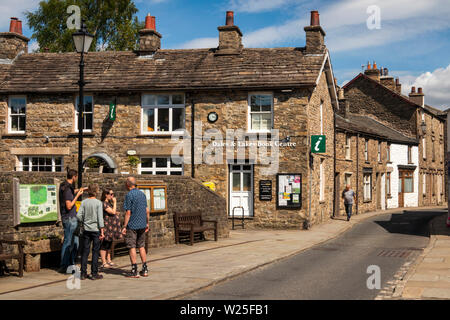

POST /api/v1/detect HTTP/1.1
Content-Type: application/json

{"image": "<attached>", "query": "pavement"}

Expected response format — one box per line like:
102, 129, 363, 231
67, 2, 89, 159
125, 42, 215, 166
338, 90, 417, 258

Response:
392, 211, 450, 300
0, 205, 446, 300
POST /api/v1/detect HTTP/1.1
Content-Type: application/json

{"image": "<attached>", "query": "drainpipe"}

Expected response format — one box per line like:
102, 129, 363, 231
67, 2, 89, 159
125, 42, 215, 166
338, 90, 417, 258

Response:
333, 106, 337, 218
356, 133, 360, 214
191, 99, 195, 179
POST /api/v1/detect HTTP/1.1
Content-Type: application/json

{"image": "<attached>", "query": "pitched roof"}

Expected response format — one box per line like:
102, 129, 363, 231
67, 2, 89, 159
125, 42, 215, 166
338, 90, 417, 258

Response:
343, 73, 445, 118
336, 114, 419, 145
0, 48, 325, 93
0, 63, 11, 82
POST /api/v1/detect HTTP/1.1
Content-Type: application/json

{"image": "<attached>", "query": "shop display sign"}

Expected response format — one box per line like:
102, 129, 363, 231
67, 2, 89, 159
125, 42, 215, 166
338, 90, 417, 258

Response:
17, 184, 59, 223
138, 185, 168, 214
259, 180, 272, 201
276, 174, 301, 209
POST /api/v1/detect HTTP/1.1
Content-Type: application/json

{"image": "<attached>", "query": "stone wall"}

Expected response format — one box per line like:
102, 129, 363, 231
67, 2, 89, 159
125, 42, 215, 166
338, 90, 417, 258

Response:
335, 130, 389, 215
0, 172, 229, 249
0, 33, 28, 60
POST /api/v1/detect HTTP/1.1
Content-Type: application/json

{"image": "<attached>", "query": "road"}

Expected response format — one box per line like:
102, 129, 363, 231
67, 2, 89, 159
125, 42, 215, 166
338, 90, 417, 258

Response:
186, 209, 446, 300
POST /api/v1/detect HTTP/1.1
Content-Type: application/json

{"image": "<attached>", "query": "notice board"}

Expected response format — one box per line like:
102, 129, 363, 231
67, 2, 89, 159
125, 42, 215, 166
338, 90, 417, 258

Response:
276, 174, 301, 209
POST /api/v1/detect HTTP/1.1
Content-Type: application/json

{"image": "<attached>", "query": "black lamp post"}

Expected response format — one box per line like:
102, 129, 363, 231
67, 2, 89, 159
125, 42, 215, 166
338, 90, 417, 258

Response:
72, 20, 94, 189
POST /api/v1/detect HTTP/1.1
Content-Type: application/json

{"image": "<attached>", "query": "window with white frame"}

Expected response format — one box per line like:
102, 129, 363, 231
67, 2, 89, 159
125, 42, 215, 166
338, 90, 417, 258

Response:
422, 137, 426, 159
364, 139, 369, 161
422, 174, 426, 196
386, 143, 391, 162
363, 173, 372, 201
378, 142, 381, 162
386, 172, 391, 196
18, 156, 63, 172
9, 96, 26, 133
249, 93, 273, 132
139, 157, 183, 175
75, 96, 93, 132
141, 94, 185, 134
319, 159, 325, 201
345, 134, 351, 160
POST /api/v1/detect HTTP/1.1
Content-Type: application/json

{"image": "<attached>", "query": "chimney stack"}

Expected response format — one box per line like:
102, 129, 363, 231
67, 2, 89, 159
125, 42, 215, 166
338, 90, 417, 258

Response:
304, 11, 326, 54
138, 13, 162, 53
380, 67, 395, 90
395, 78, 402, 94
409, 86, 425, 107
0, 17, 29, 59
216, 11, 243, 55
364, 60, 380, 82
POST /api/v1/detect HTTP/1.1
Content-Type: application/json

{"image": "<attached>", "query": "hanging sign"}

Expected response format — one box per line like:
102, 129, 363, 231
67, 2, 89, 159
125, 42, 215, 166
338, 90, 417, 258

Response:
311, 135, 326, 153
109, 101, 117, 121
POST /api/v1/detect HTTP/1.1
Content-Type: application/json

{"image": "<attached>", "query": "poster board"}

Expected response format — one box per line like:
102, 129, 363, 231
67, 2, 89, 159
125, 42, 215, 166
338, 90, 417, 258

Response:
137, 185, 168, 214
13, 179, 59, 226
276, 174, 301, 209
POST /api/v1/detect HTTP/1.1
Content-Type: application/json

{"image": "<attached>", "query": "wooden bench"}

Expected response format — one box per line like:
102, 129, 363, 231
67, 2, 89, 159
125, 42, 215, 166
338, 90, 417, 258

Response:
174, 212, 218, 246
0, 239, 25, 277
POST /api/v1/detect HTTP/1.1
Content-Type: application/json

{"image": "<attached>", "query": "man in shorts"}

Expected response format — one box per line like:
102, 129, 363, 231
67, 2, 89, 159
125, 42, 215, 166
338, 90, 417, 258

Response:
122, 177, 150, 278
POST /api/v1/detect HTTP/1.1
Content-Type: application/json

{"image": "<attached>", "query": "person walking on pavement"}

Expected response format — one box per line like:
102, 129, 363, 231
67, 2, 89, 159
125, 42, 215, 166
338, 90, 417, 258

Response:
77, 184, 105, 280
342, 184, 356, 221
122, 177, 150, 278
100, 188, 122, 268
59, 169, 85, 273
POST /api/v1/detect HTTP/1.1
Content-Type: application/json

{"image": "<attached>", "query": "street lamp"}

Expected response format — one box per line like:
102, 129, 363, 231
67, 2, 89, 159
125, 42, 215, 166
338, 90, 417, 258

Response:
421, 121, 427, 136
72, 20, 94, 189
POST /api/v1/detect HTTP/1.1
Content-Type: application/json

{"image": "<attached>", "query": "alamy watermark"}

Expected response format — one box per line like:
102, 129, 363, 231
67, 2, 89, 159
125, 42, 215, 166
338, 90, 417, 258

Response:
366, 5, 381, 30
366, 265, 381, 290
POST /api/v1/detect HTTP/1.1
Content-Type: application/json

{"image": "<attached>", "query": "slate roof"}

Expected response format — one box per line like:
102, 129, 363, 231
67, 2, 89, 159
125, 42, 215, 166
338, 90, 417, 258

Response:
0, 64, 11, 82
0, 48, 325, 93
343, 73, 446, 118
336, 114, 419, 145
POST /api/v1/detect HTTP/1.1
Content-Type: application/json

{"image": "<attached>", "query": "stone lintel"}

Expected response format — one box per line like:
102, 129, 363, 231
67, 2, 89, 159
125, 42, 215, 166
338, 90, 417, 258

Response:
10, 147, 70, 156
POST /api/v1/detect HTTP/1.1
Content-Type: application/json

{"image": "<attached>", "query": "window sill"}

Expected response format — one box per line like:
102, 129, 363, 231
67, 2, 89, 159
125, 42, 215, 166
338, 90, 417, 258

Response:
363, 200, 372, 203
139, 131, 186, 137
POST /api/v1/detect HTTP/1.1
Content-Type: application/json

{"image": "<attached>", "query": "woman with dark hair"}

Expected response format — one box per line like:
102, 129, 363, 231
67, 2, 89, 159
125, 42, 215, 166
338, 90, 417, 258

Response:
100, 188, 122, 268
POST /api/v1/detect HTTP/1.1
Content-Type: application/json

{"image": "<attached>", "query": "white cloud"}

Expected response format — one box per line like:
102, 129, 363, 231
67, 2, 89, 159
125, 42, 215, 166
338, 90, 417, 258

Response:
178, 37, 218, 49
0, 0, 40, 31
182, 0, 450, 50
229, 0, 294, 13
400, 65, 450, 109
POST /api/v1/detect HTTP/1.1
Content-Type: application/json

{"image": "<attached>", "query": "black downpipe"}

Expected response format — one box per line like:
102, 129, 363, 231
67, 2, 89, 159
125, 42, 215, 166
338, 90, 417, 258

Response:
191, 100, 195, 179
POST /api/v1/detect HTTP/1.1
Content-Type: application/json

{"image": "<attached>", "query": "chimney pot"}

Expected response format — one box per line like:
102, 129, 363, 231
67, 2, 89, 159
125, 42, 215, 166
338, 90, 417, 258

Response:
395, 78, 399, 85
367, 62, 372, 70
418, 87, 423, 94
145, 14, 156, 30
373, 61, 377, 69
9, 17, 18, 33
226, 11, 234, 26
411, 86, 416, 93
310, 11, 320, 26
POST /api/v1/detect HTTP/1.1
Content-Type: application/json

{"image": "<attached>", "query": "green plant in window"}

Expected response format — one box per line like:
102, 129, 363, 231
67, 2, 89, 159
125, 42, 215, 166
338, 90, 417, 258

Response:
127, 155, 141, 167
86, 157, 100, 168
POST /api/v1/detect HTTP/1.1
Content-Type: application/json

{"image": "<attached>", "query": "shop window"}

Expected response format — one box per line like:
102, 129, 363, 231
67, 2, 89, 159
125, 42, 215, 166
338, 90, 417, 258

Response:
363, 173, 372, 201
248, 93, 273, 132
139, 157, 183, 175
9, 96, 26, 133
141, 94, 185, 134
75, 95, 94, 132
17, 156, 63, 172
400, 171, 414, 193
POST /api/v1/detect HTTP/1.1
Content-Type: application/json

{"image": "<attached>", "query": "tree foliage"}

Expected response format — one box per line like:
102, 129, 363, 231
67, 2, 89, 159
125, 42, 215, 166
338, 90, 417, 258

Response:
26, 0, 144, 52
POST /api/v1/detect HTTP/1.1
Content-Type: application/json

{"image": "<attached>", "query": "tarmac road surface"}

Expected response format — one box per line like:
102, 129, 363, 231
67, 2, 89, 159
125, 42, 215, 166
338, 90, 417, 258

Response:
186, 209, 445, 300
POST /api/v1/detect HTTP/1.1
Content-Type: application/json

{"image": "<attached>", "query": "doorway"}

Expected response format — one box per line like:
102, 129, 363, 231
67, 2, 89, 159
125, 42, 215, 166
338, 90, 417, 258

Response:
229, 163, 253, 217
398, 170, 414, 207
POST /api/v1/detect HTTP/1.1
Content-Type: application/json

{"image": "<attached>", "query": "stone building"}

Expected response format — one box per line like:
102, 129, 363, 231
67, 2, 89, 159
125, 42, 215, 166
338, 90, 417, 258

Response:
335, 96, 419, 215
0, 11, 339, 231
338, 63, 446, 210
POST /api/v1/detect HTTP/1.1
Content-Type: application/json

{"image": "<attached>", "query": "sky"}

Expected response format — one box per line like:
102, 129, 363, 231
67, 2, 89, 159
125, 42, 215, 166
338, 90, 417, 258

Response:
0, 0, 449, 109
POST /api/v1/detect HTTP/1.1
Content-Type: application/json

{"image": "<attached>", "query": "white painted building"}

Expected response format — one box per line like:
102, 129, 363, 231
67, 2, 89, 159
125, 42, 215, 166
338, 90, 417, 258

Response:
387, 144, 419, 208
